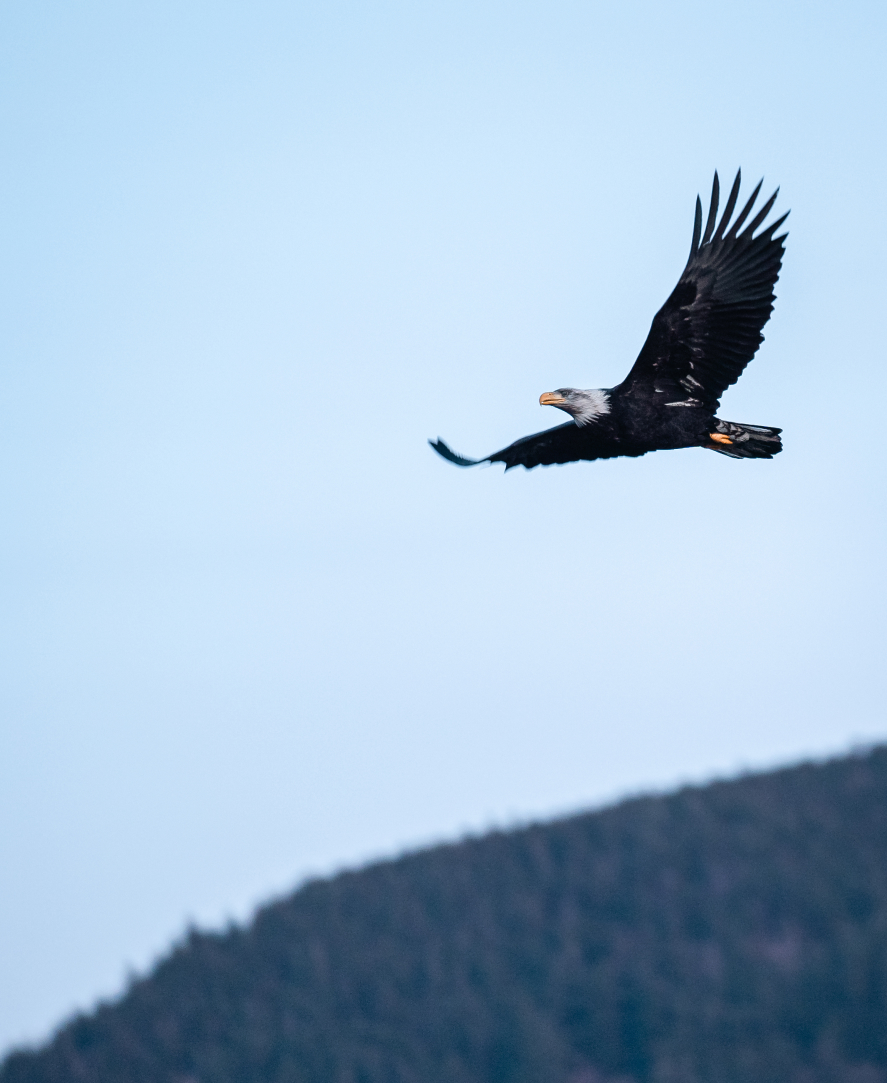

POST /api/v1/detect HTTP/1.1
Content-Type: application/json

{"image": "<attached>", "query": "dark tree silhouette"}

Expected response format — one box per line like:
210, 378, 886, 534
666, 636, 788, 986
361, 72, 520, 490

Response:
4, 748, 887, 1083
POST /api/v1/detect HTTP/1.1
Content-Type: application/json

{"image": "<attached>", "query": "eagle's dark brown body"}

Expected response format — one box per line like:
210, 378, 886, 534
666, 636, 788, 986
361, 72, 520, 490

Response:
430, 170, 787, 471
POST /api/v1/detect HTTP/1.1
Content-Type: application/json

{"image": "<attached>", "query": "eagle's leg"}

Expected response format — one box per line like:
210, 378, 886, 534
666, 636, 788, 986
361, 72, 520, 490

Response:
704, 419, 783, 459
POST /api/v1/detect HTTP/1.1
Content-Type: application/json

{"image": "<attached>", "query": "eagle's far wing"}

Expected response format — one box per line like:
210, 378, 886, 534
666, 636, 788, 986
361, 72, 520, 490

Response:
430, 422, 629, 471
619, 170, 788, 411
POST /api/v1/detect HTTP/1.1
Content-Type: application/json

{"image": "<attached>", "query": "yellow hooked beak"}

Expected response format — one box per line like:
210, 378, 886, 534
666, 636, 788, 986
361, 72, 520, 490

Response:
539, 391, 567, 406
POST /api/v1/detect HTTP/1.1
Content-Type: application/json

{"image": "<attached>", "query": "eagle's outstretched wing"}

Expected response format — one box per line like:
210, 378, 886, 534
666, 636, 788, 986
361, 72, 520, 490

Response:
430, 422, 637, 471
619, 170, 788, 411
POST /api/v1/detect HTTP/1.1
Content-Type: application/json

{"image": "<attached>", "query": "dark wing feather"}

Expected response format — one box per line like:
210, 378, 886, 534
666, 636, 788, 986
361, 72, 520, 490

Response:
428, 439, 485, 466
619, 170, 788, 411
430, 422, 635, 471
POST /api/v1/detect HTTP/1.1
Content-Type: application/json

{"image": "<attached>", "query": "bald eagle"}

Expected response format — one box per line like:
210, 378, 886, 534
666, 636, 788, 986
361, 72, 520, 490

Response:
430, 170, 787, 470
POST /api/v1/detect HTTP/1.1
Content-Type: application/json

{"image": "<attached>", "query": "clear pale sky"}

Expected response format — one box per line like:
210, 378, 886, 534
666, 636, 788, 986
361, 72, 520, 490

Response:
1, 0, 885, 1056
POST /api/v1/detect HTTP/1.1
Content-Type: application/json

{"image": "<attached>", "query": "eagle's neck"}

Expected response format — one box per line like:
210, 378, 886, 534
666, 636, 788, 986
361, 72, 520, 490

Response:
572, 389, 611, 426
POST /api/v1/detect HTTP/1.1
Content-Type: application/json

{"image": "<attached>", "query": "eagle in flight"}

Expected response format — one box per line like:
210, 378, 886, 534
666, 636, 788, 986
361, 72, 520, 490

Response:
430, 170, 787, 470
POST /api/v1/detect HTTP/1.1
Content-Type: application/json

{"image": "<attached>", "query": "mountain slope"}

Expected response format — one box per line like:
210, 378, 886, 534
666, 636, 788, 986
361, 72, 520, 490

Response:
4, 747, 887, 1083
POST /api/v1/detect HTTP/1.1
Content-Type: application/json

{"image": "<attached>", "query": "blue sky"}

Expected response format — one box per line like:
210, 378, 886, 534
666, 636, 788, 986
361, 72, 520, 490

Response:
1, 0, 885, 1055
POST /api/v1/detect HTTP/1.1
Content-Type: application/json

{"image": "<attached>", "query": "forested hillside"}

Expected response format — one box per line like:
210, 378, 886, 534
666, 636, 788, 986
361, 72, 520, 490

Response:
4, 747, 887, 1083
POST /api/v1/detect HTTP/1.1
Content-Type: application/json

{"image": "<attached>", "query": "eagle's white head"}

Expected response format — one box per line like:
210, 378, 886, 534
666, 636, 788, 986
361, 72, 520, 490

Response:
539, 388, 611, 426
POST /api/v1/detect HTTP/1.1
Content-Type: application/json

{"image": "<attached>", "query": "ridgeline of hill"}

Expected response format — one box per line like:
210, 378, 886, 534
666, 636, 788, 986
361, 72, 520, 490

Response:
4, 748, 887, 1083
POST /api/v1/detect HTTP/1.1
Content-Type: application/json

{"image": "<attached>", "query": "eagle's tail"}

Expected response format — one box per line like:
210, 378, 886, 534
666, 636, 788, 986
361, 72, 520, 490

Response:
706, 420, 782, 459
